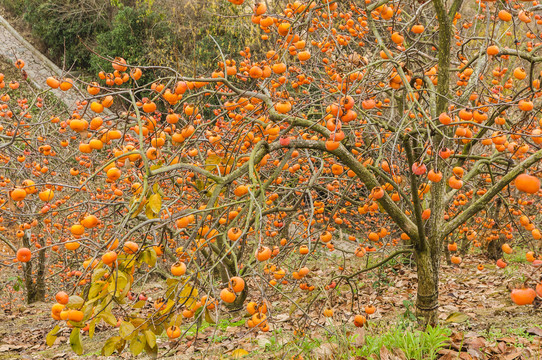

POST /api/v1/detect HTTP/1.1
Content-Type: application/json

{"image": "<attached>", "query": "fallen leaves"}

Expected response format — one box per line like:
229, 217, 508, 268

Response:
442, 330, 541, 360
444, 312, 470, 324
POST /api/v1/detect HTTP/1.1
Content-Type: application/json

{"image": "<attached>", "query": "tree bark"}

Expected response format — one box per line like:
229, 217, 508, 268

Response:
487, 236, 504, 261
22, 233, 46, 304
443, 243, 451, 265
415, 247, 439, 326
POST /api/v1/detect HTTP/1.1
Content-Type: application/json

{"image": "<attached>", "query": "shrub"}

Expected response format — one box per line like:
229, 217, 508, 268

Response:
159, 0, 265, 73
21, 0, 112, 69
89, 4, 179, 78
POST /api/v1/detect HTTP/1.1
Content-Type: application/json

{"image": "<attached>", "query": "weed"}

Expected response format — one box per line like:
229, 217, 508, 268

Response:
354, 323, 451, 359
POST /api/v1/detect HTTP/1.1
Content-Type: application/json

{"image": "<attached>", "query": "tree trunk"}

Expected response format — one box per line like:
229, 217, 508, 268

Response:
459, 234, 470, 256
486, 199, 504, 260
415, 247, 439, 326
487, 235, 504, 261
443, 242, 451, 265
27, 282, 45, 303
22, 233, 46, 304
218, 260, 247, 309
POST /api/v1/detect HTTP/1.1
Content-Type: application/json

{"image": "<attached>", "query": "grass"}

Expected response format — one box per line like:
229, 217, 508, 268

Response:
180, 316, 246, 339
355, 323, 451, 360
505, 247, 528, 264
247, 308, 452, 360
482, 324, 541, 345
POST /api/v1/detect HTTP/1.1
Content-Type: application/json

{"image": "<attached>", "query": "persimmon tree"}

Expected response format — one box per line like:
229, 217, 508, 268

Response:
1, 0, 542, 356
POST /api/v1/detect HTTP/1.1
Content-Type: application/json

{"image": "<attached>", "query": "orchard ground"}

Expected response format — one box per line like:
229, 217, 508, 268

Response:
1, 247, 541, 359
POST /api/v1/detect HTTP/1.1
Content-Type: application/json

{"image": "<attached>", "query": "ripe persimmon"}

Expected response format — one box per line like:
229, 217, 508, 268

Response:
451, 256, 462, 264
220, 288, 236, 303
123, 241, 139, 254
102, 251, 118, 265
171, 262, 187, 276
16, 248, 31, 262
510, 288, 536, 305
229, 276, 245, 293
354, 314, 366, 327
166, 325, 181, 339
515, 174, 540, 194
67, 310, 84, 322
55, 291, 69, 305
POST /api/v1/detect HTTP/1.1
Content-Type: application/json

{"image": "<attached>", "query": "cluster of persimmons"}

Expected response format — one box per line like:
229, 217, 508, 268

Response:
1, 0, 542, 356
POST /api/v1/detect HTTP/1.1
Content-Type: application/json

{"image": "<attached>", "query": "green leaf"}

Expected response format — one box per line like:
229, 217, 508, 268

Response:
148, 193, 162, 214
194, 179, 205, 191
144, 329, 156, 349
67, 295, 84, 309
444, 312, 470, 324
119, 321, 136, 340
69, 328, 83, 355
102, 336, 121, 356
46, 325, 60, 346
129, 334, 146, 356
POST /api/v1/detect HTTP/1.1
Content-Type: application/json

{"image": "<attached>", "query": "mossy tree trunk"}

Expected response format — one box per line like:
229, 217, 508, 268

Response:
414, 247, 440, 326
411, 0, 462, 326
22, 233, 46, 304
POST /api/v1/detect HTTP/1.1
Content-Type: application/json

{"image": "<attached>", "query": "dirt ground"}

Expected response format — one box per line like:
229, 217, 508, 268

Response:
0, 251, 540, 360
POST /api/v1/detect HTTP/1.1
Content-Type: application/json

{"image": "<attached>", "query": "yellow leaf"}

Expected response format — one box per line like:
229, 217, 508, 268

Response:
145, 204, 158, 219
231, 349, 249, 358
144, 330, 156, 349
148, 193, 162, 214
129, 334, 146, 356
444, 312, 469, 323
178, 282, 198, 308
205, 154, 223, 171
119, 321, 136, 340
46, 325, 60, 346
67, 295, 84, 309
69, 328, 83, 355
130, 195, 147, 218
159, 299, 176, 315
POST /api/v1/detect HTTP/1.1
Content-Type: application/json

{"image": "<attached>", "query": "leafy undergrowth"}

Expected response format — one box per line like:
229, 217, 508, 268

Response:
0, 251, 541, 359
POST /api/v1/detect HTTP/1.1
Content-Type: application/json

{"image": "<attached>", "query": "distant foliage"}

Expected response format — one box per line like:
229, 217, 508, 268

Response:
1, 0, 263, 75
165, 0, 265, 73
20, 0, 112, 69
89, 4, 178, 79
